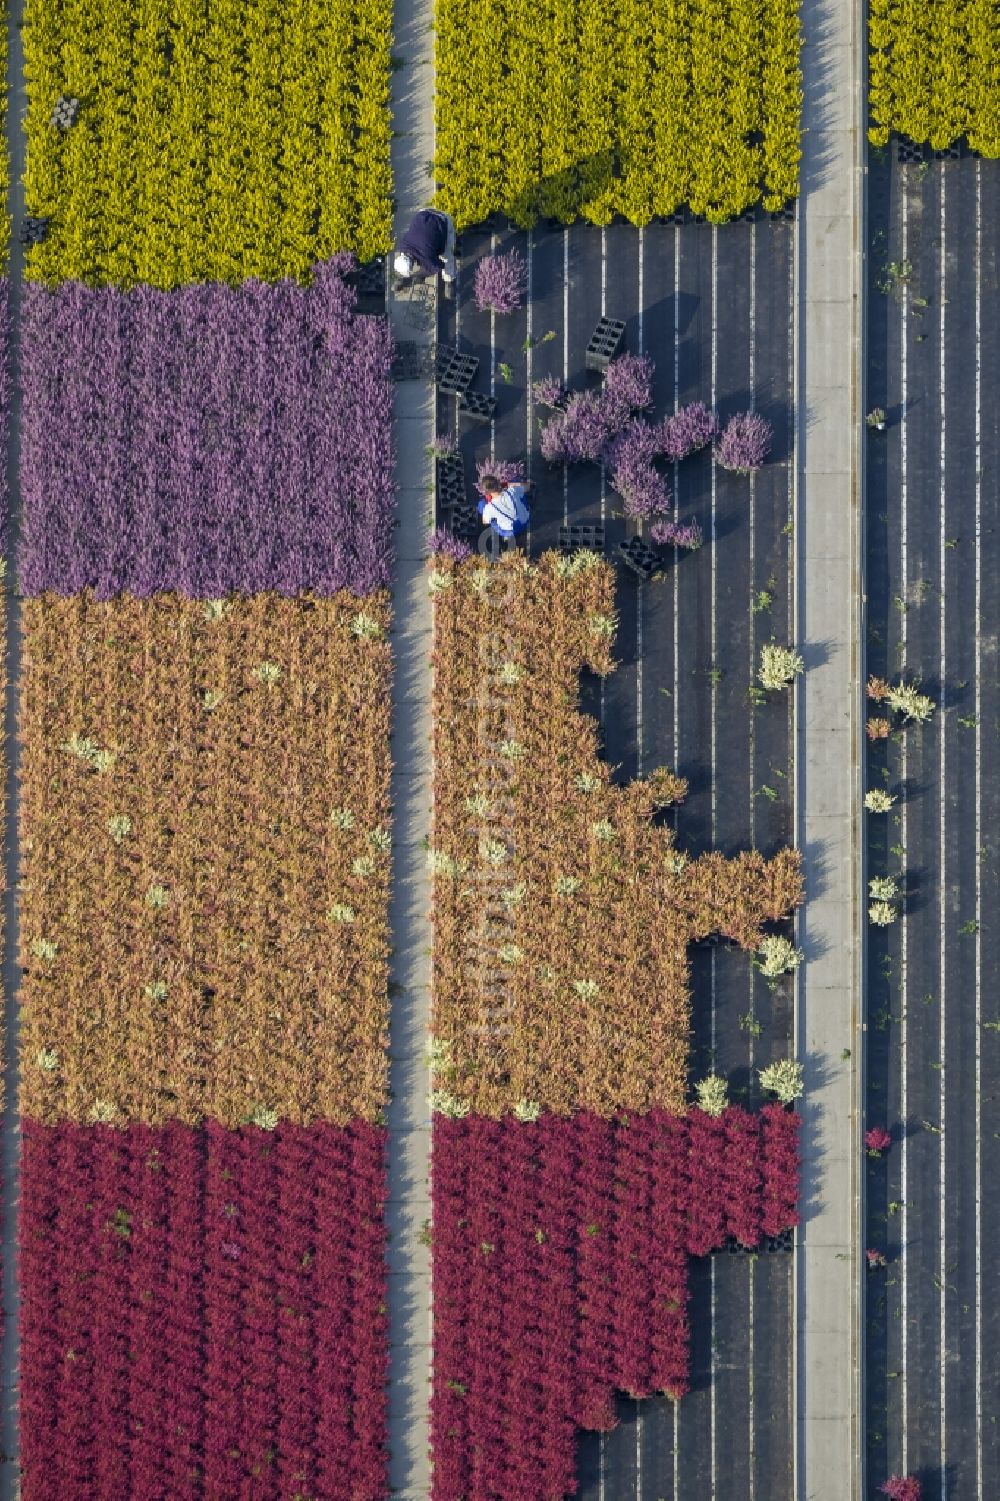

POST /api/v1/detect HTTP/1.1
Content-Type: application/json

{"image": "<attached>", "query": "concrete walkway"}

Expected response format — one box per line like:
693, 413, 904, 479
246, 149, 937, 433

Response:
385, 0, 435, 1493
794, 0, 864, 1491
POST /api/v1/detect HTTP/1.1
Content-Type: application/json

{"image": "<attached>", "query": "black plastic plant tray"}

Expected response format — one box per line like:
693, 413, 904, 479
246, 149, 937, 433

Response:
436, 458, 467, 511
770, 201, 796, 223
435, 346, 479, 394
585, 316, 626, 371
449, 503, 480, 541
347, 259, 386, 298
897, 137, 927, 164
458, 390, 496, 424
558, 523, 605, 555
724, 1229, 794, 1255
933, 141, 963, 161
436, 452, 465, 488
391, 341, 434, 382
20, 216, 50, 245
618, 536, 659, 578
437, 478, 466, 512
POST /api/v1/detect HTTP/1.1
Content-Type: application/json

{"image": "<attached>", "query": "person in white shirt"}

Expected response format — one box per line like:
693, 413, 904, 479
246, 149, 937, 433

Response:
477, 476, 531, 539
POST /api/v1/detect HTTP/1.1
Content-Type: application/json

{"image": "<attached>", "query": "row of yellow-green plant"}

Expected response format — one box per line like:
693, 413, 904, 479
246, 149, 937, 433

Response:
23, 0, 393, 287
0, 0, 8, 269
434, 0, 801, 227
869, 0, 1000, 155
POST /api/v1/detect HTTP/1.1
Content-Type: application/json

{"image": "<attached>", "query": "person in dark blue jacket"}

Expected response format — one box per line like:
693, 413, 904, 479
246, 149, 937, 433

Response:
394, 209, 457, 284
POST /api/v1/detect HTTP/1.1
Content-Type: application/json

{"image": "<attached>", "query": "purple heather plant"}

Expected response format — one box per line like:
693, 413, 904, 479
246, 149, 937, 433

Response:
658, 401, 719, 462
715, 411, 773, 474
603, 353, 653, 417
0, 282, 10, 553
650, 518, 703, 550
539, 389, 619, 465
538, 355, 649, 466
474, 458, 525, 494
19, 260, 395, 599
531, 375, 565, 409
428, 433, 458, 459
426, 527, 473, 562
605, 420, 670, 518
473, 250, 527, 315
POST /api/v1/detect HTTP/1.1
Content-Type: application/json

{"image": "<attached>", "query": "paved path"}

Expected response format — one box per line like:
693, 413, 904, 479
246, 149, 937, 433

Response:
386, 0, 435, 1493
794, 0, 864, 1492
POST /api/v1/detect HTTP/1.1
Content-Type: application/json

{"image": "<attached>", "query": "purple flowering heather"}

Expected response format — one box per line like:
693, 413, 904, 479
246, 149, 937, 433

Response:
19, 260, 395, 599
715, 412, 773, 474
603, 353, 653, 417
0, 282, 10, 553
540, 390, 615, 465
605, 420, 670, 518
428, 433, 458, 459
650, 518, 704, 550
539, 354, 653, 465
473, 250, 527, 315
426, 527, 473, 562
474, 458, 525, 494
658, 401, 719, 462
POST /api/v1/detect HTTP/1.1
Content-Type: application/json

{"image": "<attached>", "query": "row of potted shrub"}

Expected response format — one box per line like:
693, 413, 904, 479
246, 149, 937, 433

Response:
23, 0, 393, 284
434, 0, 801, 226
20, 1119, 389, 1500
430, 1107, 800, 1499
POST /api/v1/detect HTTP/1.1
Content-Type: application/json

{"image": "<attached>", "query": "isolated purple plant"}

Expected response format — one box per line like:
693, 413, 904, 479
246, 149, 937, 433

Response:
474, 458, 525, 494
879, 1478, 922, 1501
426, 527, 473, 562
428, 433, 458, 459
603, 353, 653, 417
605, 420, 670, 518
19, 260, 395, 598
473, 250, 527, 315
532, 375, 565, 409
715, 411, 773, 474
658, 401, 719, 462
650, 518, 703, 550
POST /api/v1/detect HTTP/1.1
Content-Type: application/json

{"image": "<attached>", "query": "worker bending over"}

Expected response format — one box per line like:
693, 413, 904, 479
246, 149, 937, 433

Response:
478, 476, 531, 539
394, 209, 457, 284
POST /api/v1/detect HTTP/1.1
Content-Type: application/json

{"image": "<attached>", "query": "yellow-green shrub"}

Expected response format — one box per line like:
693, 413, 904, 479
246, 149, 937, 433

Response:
434, 0, 802, 227
23, 0, 393, 286
869, 0, 1000, 154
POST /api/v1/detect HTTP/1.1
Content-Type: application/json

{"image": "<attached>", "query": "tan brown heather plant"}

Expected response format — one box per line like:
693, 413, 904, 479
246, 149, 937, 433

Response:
431, 554, 802, 1118
20, 591, 392, 1126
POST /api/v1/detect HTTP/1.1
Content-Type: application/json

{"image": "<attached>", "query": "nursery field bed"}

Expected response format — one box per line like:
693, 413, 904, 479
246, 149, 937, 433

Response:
865, 149, 1000, 1494
437, 218, 796, 1498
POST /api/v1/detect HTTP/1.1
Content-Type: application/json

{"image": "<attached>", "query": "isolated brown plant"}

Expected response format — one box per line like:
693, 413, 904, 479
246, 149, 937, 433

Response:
430, 553, 802, 1118
19, 591, 392, 1127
